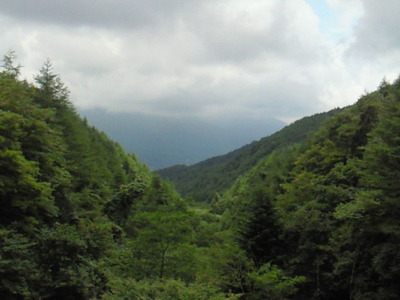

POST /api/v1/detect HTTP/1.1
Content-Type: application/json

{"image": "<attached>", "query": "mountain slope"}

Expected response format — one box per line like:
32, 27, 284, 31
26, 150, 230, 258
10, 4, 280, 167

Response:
0, 57, 242, 299
157, 107, 343, 202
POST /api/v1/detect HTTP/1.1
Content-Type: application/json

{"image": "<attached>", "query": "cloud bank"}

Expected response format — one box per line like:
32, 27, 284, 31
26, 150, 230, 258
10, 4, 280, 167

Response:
1, 0, 399, 122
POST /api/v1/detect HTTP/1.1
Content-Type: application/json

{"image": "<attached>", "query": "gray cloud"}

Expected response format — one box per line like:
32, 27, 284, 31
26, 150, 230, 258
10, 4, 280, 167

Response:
349, 0, 400, 58
0, 0, 398, 123
0, 0, 190, 30
342, 0, 400, 91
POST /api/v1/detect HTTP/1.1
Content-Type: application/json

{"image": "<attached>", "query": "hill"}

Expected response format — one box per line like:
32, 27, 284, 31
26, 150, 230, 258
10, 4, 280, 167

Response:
157, 107, 343, 202
218, 78, 400, 298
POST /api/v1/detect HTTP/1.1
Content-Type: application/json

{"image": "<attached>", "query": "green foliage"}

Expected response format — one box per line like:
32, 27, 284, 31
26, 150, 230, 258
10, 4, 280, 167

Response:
103, 278, 240, 300
218, 77, 400, 299
2, 53, 228, 299
126, 208, 194, 280
105, 179, 148, 227
0, 74, 61, 228
246, 264, 305, 300
328, 86, 400, 299
0, 228, 37, 298
34, 223, 107, 299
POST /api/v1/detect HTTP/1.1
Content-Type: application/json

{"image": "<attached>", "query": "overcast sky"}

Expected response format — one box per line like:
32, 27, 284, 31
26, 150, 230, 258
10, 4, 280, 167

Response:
1, 0, 400, 123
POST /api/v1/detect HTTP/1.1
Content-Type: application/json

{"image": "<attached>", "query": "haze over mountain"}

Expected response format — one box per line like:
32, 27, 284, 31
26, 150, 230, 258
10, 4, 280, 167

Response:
80, 108, 286, 169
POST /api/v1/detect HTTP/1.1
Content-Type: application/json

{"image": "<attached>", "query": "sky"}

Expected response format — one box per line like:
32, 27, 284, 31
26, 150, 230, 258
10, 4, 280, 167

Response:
1, 0, 400, 123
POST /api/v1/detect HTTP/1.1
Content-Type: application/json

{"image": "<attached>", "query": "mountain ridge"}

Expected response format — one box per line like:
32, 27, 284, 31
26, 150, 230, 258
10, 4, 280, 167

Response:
156, 107, 344, 202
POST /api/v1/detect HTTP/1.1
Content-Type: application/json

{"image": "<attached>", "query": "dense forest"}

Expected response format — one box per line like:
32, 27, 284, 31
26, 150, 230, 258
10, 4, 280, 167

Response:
1, 52, 400, 299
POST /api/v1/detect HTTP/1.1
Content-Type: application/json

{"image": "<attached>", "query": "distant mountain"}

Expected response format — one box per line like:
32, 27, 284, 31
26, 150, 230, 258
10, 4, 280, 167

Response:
156, 107, 344, 202
79, 108, 286, 169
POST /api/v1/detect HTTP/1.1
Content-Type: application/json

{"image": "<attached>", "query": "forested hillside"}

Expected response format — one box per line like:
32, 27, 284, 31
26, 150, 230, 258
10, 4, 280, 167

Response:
0, 53, 244, 299
157, 107, 343, 202
2, 51, 400, 300
218, 78, 400, 299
